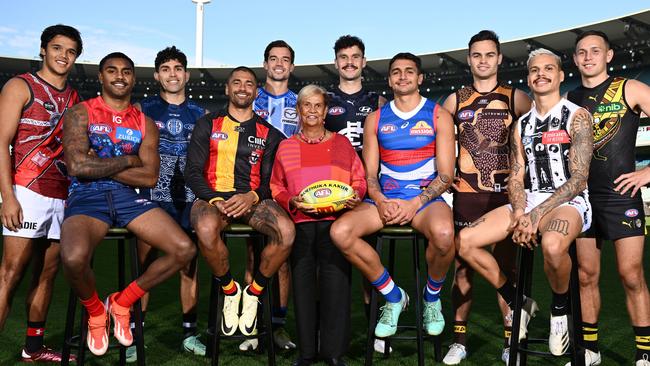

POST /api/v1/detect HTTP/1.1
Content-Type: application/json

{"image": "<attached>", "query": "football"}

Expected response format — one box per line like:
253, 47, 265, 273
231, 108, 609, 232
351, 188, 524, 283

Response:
299, 180, 355, 213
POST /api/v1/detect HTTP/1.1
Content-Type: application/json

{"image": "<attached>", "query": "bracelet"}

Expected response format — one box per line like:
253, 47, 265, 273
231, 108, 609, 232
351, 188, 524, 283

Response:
250, 191, 260, 205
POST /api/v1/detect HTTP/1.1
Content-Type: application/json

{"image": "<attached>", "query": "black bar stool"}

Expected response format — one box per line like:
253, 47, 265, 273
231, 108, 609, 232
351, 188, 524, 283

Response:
508, 242, 585, 366
205, 223, 275, 366
61, 228, 146, 366
365, 226, 442, 366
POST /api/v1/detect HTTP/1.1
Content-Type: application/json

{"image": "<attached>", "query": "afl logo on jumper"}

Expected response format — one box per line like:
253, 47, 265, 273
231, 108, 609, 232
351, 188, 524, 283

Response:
625, 209, 639, 218
255, 109, 269, 119
457, 110, 475, 121
381, 124, 397, 134
155, 120, 165, 129
166, 118, 183, 135
211, 132, 228, 141
328, 106, 345, 115
89, 124, 113, 134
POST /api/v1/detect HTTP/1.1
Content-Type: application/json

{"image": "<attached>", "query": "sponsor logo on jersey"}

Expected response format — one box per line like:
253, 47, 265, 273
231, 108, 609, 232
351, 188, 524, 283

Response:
596, 102, 623, 114
89, 124, 113, 134
116, 127, 142, 143
401, 121, 410, 129
404, 184, 421, 190
43, 102, 55, 111
166, 118, 184, 135
284, 108, 298, 120
457, 110, 475, 121
255, 109, 269, 119
113, 115, 123, 124
380, 124, 397, 134
155, 120, 165, 129
314, 188, 332, 198
625, 208, 639, 218
184, 123, 194, 131
328, 106, 346, 115
359, 106, 372, 113
521, 136, 533, 146
247, 135, 266, 149
541, 130, 570, 144
410, 121, 434, 136
211, 132, 228, 140
21, 221, 38, 230
478, 98, 489, 105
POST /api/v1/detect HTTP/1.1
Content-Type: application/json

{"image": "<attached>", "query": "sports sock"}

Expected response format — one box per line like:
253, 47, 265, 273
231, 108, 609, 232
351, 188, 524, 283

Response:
504, 326, 512, 348
634, 326, 650, 361
182, 313, 198, 338
370, 268, 402, 303
218, 271, 238, 296
80, 291, 106, 318
424, 275, 445, 302
496, 283, 516, 309
247, 271, 269, 296
25, 321, 45, 353
129, 311, 146, 331
453, 321, 467, 345
115, 281, 146, 308
272, 306, 288, 328
550, 290, 569, 316
582, 322, 599, 353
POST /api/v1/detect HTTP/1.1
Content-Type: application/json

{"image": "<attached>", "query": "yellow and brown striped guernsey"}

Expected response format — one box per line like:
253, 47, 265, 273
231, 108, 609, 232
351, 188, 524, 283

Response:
453, 83, 516, 193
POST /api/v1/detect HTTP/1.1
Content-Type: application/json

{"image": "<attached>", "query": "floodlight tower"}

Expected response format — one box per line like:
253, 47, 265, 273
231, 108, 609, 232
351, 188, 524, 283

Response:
192, 0, 211, 67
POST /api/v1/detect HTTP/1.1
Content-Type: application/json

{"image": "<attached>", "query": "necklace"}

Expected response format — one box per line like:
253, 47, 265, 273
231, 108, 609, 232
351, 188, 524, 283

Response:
299, 130, 326, 144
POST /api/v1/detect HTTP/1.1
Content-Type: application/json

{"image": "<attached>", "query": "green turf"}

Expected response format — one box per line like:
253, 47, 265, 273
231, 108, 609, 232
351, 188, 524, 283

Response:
0, 236, 646, 365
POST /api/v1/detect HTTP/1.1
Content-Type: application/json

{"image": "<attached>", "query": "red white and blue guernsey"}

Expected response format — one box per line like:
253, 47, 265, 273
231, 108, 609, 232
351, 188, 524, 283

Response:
253, 87, 298, 137
373, 97, 443, 207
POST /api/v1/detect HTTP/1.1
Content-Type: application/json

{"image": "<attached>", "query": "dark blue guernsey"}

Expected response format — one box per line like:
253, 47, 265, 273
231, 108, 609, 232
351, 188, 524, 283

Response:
139, 95, 205, 203
325, 87, 380, 152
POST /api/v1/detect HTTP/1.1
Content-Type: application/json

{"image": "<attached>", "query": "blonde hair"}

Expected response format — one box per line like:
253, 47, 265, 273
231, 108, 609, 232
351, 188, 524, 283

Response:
526, 48, 562, 70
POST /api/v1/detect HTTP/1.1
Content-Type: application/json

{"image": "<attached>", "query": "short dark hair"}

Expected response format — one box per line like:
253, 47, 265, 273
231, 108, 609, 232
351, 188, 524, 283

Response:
40, 24, 83, 58
228, 66, 258, 84
468, 30, 500, 54
264, 40, 295, 63
389, 52, 422, 74
334, 35, 365, 56
155, 46, 187, 71
99, 52, 135, 72
575, 30, 610, 49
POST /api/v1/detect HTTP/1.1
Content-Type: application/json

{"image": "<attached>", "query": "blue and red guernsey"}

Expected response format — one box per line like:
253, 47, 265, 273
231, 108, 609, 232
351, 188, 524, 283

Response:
12, 73, 79, 199
376, 97, 439, 199
185, 111, 284, 202
69, 96, 147, 191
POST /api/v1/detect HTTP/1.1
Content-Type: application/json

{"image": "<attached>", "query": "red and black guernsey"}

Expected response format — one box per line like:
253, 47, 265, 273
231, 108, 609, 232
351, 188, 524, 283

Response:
185, 110, 284, 202
12, 73, 80, 199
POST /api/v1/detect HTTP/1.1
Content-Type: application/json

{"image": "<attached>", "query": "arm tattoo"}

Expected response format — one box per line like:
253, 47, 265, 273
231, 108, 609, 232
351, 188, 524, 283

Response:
63, 104, 131, 179
530, 109, 593, 221
366, 176, 384, 201
508, 124, 526, 212
418, 174, 451, 204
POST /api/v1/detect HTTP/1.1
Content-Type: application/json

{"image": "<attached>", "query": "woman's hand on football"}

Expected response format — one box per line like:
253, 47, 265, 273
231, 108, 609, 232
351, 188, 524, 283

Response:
344, 190, 362, 209
290, 195, 319, 214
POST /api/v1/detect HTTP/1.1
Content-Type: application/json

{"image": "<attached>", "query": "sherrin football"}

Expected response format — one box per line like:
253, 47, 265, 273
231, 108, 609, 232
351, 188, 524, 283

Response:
299, 180, 355, 213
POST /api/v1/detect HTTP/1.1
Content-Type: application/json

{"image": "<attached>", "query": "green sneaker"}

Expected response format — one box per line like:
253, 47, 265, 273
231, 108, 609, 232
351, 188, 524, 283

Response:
374, 287, 408, 338
182, 334, 206, 356
423, 299, 445, 335
125, 345, 137, 363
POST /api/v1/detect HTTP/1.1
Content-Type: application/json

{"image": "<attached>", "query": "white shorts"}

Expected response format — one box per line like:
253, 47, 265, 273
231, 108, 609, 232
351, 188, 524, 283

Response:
2, 185, 65, 240
509, 191, 592, 233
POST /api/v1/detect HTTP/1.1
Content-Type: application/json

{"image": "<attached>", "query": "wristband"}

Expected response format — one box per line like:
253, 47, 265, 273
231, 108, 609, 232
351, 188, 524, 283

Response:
208, 197, 224, 206
250, 191, 260, 205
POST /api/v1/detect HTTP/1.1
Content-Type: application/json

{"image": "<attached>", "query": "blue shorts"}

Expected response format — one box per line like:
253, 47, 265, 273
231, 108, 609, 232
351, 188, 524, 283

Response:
156, 201, 192, 231
65, 187, 158, 228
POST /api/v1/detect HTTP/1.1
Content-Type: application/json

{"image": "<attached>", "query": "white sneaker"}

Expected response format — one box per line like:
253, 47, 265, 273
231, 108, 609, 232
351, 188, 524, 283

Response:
373, 339, 392, 354
238, 286, 260, 336
238, 338, 259, 351
221, 282, 241, 336
564, 349, 602, 365
507, 297, 539, 341
637, 354, 650, 366
502, 347, 520, 365
443, 343, 467, 365
549, 314, 569, 356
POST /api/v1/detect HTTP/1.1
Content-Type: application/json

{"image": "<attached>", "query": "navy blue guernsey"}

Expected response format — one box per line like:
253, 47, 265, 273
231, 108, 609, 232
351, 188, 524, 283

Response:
325, 87, 380, 152
139, 96, 205, 203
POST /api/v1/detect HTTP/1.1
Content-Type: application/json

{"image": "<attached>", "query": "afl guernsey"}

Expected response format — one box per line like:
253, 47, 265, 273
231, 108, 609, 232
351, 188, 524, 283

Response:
518, 99, 586, 196
567, 76, 640, 197
325, 87, 380, 151
376, 97, 439, 200
253, 87, 298, 137
454, 84, 516, 193
69, 96, 147, 191
12, 73, 79, 199
139, 96, 204, 203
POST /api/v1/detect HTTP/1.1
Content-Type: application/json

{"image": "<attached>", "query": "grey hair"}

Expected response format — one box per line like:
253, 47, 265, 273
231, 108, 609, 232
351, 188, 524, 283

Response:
526, 48, 562, 70
297, 84, 329, 106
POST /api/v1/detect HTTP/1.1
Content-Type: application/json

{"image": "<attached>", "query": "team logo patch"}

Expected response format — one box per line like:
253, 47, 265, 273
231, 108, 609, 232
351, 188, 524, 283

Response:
249, 151, 260, 165
542, 130, 570, 144
625, 209, 639, 218
328, 106, 345, 115
211, 132, 228, 140
166, 118, 183, 135
89, 124, 113, 134
521, 136, 533, 145
410, 121, 434, 136
380, 124, 397, 134
43, 102, 55, 111
359, 106, 372, 113
457, 110, 475, 121
383, 178, 399, 192
116, 127, 142, 143
255, 109, 269, 119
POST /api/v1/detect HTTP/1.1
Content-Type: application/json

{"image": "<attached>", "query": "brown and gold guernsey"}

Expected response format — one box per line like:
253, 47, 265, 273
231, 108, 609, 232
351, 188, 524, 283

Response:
453, 83, 516, 193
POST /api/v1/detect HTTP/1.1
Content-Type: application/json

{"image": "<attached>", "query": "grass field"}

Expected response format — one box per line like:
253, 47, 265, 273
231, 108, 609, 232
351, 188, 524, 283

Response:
0, 236, 646, 365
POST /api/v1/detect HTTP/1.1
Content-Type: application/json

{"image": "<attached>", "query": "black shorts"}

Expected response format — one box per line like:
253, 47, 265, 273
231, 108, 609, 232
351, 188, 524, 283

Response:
584, 193, 645, 241
453, 192, 509, 231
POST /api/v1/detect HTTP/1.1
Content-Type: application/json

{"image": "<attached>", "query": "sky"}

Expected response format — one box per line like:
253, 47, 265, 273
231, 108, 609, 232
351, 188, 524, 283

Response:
1, 1, 648, 68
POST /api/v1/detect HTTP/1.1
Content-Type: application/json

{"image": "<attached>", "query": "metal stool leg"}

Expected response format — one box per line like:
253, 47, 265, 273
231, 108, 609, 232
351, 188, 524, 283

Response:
210, 276, 222, 366
61, 288, 77, 366
117, 238, 127, 365
510, 246, 533, 366
569, 242, 585, 366
365, 235, 384, 366
264, 277, 276, 366
412, 235, 424, 366
129, 237, 146, 366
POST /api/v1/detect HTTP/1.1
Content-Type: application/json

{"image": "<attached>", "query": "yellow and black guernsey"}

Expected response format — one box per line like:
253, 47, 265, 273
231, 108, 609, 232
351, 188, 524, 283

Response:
185, 110, 284, 202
